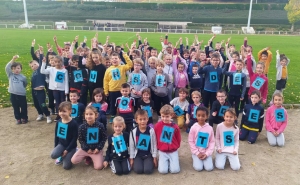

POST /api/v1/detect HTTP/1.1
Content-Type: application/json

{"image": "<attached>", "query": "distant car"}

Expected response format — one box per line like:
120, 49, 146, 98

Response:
19, 23, 34, 29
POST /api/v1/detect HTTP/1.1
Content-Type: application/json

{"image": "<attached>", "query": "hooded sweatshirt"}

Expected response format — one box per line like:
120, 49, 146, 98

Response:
127, 70, 148, 98
265, 105, 288, 134
215, 122, 239, 154
5, 61, 27, 96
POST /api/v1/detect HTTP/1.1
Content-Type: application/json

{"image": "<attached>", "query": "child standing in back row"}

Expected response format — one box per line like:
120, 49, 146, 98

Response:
5, 55, 28, 124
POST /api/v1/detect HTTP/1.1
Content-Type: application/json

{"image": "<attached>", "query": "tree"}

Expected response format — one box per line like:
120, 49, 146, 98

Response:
284, 0, 300, 32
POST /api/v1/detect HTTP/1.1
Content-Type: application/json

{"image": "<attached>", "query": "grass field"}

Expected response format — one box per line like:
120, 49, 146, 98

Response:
0, 29, 299, 106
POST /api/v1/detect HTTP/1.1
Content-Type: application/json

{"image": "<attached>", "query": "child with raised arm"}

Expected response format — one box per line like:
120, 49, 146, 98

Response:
188, 106, 214, 172
154, 105, 181, 174
129, 110, 157, 174
240, 90, 265, 144
170, 88, 189, 129
103, 116, 130, 175
41, 55, 69, 121
215, 108, 240, 171
258, 47, 272, 76
173, 53, 189, 97
104, 51, 133, 123
30, 45, 52, 124
5, 55, 28, 124
71, 106, 107, 170
51, 102, 78, 170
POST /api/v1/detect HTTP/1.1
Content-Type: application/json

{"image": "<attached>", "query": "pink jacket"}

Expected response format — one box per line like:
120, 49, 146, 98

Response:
215, 122, 239, 154
188, 123, 215, 156
265, 105, 288, 134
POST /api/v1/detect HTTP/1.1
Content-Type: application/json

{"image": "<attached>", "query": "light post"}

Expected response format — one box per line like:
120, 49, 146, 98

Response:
246, 0, 253, 33
22, 0, 29, 28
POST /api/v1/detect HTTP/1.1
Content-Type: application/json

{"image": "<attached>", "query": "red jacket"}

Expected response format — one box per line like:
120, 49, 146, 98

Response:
154, 121, 181, 153
247, 55, 268, 102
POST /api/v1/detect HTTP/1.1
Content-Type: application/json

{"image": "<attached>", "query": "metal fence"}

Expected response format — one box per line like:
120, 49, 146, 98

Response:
1, 24, 300, 35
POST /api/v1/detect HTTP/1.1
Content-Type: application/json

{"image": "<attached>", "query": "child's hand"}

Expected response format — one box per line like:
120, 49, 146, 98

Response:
153, 157, 158, 168
130, 159, 134, 168
136, 91, 141, 96
132, 89, 137, 94
53, 35, 57, 42
12, 55, 19, 61
217, 149, 222, 153
240, 97, 244, 101
32, 39, 36, 47
160, 36, 163, 42
93, 149, 99, 154
244, 37, 247, 41
233, 151, 237, 155
197, 153, 203, 159
103, 161, 108, 168
62, 150, 68, 157
225, 60, 230, 64
225, 42, 229, 48
276, 50, 279, 54
200, 154, 207, 160
84, 37, 87, 43
42, 57, 46, 63
38, 44, 43, 52
74, 35, 79, 42
212, 111, 217, 116
87, 149, 92, 154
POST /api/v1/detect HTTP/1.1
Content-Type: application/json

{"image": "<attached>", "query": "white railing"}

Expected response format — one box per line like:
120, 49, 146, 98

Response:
1, 24, 300, 35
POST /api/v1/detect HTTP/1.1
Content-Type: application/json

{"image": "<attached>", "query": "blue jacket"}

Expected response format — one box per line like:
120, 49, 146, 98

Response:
31, 54, 46, 89
241, 103, 264, 132
188, 61, 200, 76
198, 65, 222, 92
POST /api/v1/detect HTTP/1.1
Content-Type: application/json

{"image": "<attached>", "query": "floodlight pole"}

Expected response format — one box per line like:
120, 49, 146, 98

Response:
247, 0, 253, 33
23, 0, 29, 28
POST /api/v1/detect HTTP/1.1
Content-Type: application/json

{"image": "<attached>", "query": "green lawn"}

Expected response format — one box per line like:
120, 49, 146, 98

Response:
0, 29, 299, 107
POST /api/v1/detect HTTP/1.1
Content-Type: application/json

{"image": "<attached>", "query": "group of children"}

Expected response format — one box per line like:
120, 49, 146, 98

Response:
5, 33, 289, 174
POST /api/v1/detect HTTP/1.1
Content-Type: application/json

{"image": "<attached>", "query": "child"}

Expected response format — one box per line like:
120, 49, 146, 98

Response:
208, 89, 231, 127
5, 55, 28, 124
258, 47, 272, 76
189, 64, 203, 103
223, 59, 247, 116
170, 88, 189, 129
215, 108, 240, 171
137, 88, 155, 127
163, 54, 174, 100
64, 54, 88, 106
186, 91, 204, 130
116, 83, 135, 133
69, 91, 85, 126
173, 54, 189, 97
71, 106, 107, 170
129, 110, 157, 174
246, 53, 268, 104
145, 57, 157, 88
265, 93, 287, 147
41, 55, 69, 121
188, 106, 215, 172
88, 88, 108, 130
199, 52, 223, 109
240, 90, 264, 144
127, 58, 148, 110
154, 105, 181, 174
150, 59, 172, 116
104, 51, 133, 123
50, 102, 78, 170
30, 46, 52, 124
103, 116, 130, 175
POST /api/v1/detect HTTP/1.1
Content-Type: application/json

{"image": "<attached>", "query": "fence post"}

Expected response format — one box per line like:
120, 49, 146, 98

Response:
89, 27, 90, 30
272, 31, 273, 34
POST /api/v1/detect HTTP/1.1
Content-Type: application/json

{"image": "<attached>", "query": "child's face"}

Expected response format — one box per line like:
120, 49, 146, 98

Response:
105, 59, 111, 68
199, 53, 206, 61
224, 112, 236, 127
211, 58, 220, 67
190, 51, 196, 58
192, 67, 198, 74
261, 54, 268, 61
94, 93, 102, 103
273, 96, 283, 107
84, 49, 90, 56
111, 56, 120, 66
148, 60, 156, 69
85, 109, 97, 124
235, 61, 243, 71
216, 92, 227, 104
179, 92, 187, 100
166, 47, 172, 54
164, 56, 172, 65
196, 110, 208, 125
54, 59, 62, 68
113, 122, 124, 135
121, 87, 130, 97
12, 65, 22, 75
215, 43, 221, 50
229, 45, 235, 52
133, 62, 142, 72
280, 59, 287, 66
183, 53, 189, 59
256, 64, 264, 74
192, 95, 201, 104
131, 52, 138, 59
71, 60, 78, 68
151, 50, 158, 57
29, 61, 39, 71
160, 113, 172, 123
246, 47, 252, 55
69, 93, 79, 103
178, 64, 184, 72
64, 44, 70, 51
142, 92, 150, 101
92, 54, 100, 64
220, 48, 225, 53
156, 65, 163, 73
250, 94, 260, 105
136, 115, 148, 129
232, 54, 239, 61
59, 108, 71, 119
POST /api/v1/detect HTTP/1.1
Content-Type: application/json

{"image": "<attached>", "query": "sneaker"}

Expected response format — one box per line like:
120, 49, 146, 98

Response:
55, 157, 63, 165
16, 119, 22, 125
21, 119, 28, 124
54, 115, 60, 122
51, 108, 56, 115
46, 116, 52, 124
109, 116, 115, 124
36, 114, 44, 121
85, 157, 92, 165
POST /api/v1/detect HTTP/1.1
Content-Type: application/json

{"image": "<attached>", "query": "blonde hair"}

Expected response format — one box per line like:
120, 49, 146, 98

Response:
87, 49, 103, 70
133, 58, 144, 66
160, 105, 174, 115
192, 91, 201, 98
112, 116, 126, 129
148, 57, 157, 64
156, 59, 165, 68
